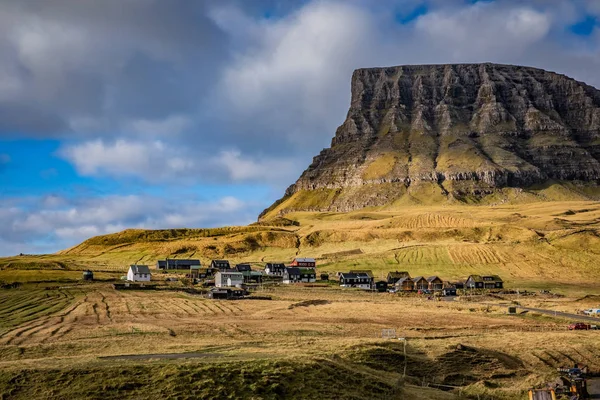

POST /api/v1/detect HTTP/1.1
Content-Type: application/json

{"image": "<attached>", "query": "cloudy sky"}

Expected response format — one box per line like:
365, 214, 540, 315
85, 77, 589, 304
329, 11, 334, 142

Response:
1, 0, 599, 255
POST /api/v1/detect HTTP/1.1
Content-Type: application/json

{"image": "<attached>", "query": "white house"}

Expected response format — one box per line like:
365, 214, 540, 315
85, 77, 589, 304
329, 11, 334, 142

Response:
127, 265, 152, 282
215, 271, 244, 288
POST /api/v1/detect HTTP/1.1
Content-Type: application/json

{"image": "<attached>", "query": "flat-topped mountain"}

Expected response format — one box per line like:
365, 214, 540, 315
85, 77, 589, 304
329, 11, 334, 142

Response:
262, 63, 600, 218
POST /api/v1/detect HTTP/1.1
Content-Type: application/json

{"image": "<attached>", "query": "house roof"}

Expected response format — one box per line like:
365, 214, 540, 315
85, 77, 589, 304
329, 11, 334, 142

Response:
157, 259, 201, 267
266, 262, 285, 268
388, 271, 410, 279
468, 275, 503, 283
293, 258, 315, 263
242, 270, 263, 276
349, 270, 374, 278
395, 277, 414, 285
485, 275, 503, 282
286, 267, 315, 275
211, 259, 230, 265
412, 276, 427, 282
236, 264, 252, 271
426, 276, 442, 283
190, 265, 201, 270
340, 272, 371, 280
216, 271, 243, 277
130, 265, 151, 274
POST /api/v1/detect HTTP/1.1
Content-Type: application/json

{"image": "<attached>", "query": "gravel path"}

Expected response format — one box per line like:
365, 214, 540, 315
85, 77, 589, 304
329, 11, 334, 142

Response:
100, 352, 222, 361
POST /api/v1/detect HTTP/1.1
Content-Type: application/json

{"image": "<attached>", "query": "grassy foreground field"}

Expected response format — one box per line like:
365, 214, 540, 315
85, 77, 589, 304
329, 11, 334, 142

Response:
0, 283, 599, 399
0, 201, 599, 399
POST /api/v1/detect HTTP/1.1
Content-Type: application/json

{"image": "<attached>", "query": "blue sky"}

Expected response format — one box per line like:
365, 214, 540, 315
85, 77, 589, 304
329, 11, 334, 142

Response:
1, 0, 600, 255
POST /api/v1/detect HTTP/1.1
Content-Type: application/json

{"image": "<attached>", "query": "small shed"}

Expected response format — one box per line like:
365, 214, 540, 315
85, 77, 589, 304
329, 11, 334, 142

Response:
82, 270, 94, 281
375, 281, 388, 292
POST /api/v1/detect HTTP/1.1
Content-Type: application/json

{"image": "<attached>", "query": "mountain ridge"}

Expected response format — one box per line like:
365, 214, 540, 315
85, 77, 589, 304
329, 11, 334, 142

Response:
261, 63, 600, 219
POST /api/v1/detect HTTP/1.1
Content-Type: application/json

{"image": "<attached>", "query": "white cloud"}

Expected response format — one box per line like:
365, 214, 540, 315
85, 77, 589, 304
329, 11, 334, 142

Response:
59, 138, 300, 184
59, 139, 193, 180
0, 193, 259, 256
414, 3, 551, 60
122, 114, 192, 136
212, 1, 379, 146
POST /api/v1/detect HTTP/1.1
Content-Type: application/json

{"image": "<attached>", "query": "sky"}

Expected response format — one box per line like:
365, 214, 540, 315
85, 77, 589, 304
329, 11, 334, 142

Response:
1, 0, 600, 256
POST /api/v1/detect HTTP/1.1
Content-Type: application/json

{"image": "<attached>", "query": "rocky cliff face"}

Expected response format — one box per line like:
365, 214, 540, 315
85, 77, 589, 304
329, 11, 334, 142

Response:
262, 63, 600, 218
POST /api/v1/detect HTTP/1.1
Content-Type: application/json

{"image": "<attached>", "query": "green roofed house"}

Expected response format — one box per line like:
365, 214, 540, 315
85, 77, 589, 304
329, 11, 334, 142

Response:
242, 270, 263, 284
189, 264, 201, 279
465, 275, 503, 289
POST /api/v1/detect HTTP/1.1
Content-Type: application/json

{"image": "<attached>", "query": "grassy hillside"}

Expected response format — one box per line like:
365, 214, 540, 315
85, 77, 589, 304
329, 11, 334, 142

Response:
261, 181, 600, 219
2, 201, 599, 293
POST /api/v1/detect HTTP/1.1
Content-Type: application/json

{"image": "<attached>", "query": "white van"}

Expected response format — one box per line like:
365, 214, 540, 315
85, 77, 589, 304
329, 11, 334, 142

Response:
583, 308, 600, 316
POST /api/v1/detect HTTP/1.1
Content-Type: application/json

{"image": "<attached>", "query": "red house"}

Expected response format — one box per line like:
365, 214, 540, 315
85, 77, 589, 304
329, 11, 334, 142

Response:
290, 258, 316, 268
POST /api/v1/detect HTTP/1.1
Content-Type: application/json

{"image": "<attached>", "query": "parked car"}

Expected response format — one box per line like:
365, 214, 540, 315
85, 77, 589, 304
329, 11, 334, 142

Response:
583, 309, 600, 316
442, 288, 457, 296
568, 323, 591, 330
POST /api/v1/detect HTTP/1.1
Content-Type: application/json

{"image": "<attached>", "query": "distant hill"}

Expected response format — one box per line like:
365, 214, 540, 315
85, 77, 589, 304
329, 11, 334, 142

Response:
261, 63, 600, 219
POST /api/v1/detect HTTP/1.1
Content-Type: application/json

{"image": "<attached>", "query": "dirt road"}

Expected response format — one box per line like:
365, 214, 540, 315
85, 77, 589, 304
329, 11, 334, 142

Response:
100, 352, 221, 361
517, 306, 600, 324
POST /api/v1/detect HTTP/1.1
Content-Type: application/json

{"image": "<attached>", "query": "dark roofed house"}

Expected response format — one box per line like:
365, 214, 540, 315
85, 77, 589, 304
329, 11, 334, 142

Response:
395, 277, 415, 291
412, 276, 428, 291
283, 267, 316, 284
349, 270, 374, 279
339, 272, 373, 290
156, 259, 201, 270
426, 276, 444, 291
210, 260, 231, 271
236, 264, 252, 272
466, 275, 503, 289
264, 263, 286, 276
387, 271, 411, 284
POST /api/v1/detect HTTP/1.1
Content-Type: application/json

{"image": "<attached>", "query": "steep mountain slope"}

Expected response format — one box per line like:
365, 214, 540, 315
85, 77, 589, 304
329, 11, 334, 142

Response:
262, 63, 600, 218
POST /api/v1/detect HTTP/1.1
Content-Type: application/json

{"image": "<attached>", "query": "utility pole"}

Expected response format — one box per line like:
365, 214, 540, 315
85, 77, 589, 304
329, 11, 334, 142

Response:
398, 337, 407, 378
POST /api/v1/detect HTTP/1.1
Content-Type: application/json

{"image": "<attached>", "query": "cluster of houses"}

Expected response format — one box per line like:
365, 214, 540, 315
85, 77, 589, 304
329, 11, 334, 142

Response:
127, 257, 319, 285
337, 270, 503, 295
126, 259, 503, 297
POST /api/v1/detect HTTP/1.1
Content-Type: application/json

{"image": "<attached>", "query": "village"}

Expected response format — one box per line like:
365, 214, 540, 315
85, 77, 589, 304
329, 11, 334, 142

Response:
113, 257, 505, 300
